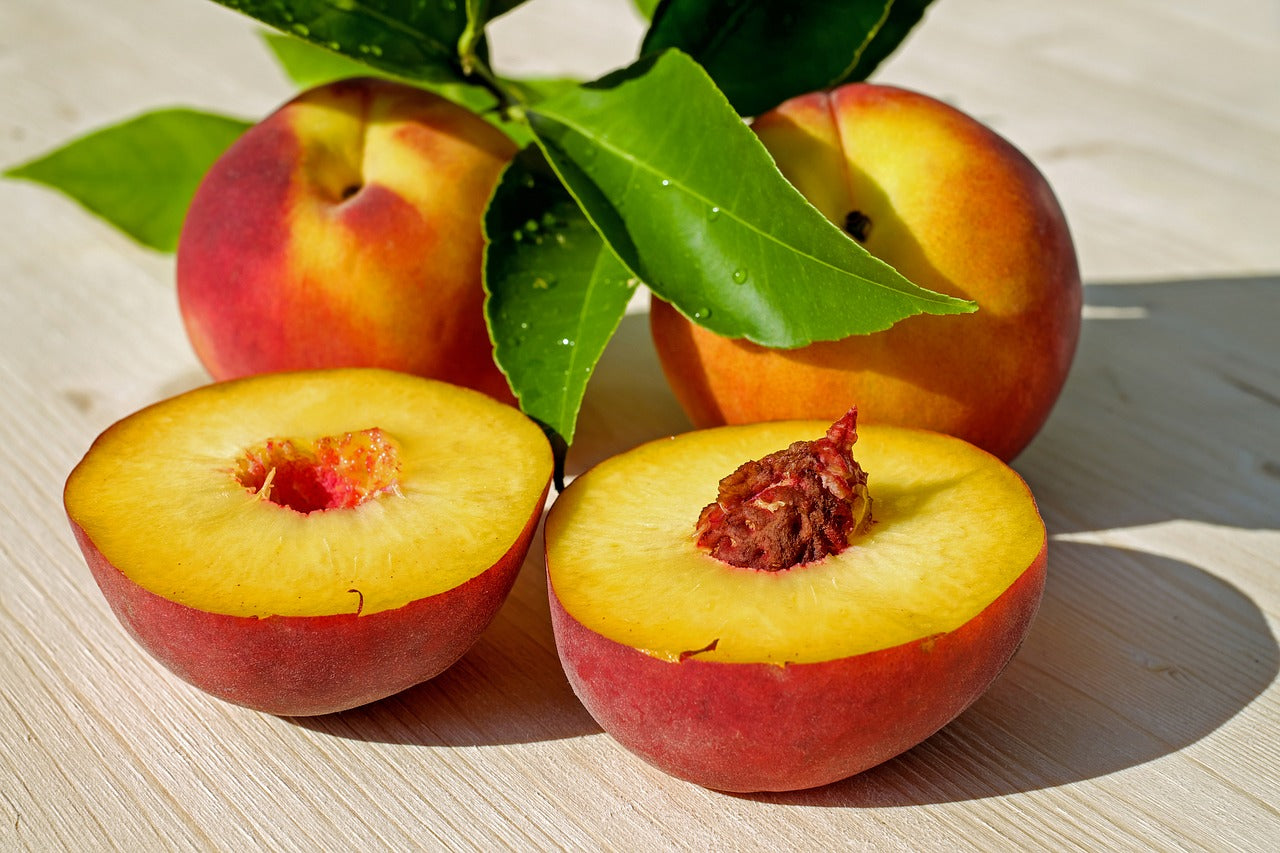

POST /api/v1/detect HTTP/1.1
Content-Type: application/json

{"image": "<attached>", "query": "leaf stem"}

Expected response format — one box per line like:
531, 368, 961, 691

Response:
467, 56, 537, 132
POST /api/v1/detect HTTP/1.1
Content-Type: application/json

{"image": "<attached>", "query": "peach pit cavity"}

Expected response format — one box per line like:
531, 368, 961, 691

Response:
236, 427, 401, 514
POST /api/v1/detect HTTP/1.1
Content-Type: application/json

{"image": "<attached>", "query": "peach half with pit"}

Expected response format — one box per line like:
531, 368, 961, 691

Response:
176, 77, 518, 402
651, 82, 1082, 461
545, 409, 1046, 792
64, 368, 552, 716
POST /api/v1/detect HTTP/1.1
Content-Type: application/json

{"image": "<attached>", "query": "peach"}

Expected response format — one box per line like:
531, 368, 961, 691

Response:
545, 411, 1046, 792
176, 78, 518, 402
64, 369, 552, 716
651, 83, 1082, 460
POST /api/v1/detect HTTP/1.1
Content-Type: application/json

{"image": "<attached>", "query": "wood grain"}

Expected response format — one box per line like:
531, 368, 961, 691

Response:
2, 0, 1277, 849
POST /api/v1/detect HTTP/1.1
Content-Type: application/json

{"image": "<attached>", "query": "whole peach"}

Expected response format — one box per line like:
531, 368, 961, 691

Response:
177, 78, 517, 402
650, 83, 1081, 460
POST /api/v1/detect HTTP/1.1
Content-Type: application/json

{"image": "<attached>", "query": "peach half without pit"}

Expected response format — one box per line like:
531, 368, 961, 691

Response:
545, 409, 1046, 792
64, 369, 552, 716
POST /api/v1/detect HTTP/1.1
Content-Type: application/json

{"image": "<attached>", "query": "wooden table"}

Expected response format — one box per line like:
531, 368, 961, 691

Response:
3, 0, 1277, 848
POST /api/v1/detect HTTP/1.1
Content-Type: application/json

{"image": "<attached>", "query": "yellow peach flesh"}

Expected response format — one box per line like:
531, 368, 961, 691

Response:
546, 421, 1044, 664
64, 369, 552, 618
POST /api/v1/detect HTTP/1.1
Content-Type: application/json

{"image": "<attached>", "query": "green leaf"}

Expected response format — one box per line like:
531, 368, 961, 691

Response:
843, 0, 936, 82
500, 75, 582, 106
642, 0, 900, 117
5, 109, 250, 252
211, 0, 469, 85
526, 50, 973, 349
260, 30, 499, 110
631, 0, 662, 19
260, 30, 558, 145
484, 146, 635, 456
260, 29, 377, 88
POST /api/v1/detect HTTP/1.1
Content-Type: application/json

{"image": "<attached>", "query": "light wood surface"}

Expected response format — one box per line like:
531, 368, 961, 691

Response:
3, 0, 1278, 849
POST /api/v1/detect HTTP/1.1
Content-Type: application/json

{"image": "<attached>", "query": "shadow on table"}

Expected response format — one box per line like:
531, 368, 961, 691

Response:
748, 539, 1278, 806
289, 527, 603, 747
1020, 275, 1280, 534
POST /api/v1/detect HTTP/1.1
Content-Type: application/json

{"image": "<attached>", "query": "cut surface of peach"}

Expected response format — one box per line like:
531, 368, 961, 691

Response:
66, 369, 552, 619
546, 420, 1045, 665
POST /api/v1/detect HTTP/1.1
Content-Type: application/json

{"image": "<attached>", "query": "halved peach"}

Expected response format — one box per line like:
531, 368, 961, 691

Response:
545, 411, 1045, 792
65, 368, 552, 716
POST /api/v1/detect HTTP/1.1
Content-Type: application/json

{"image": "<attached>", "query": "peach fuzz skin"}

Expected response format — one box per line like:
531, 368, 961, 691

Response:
650, 83, 1082, 461
69, 491, 545, 717
177, 78, 517, 402
548, 541, 1045, 793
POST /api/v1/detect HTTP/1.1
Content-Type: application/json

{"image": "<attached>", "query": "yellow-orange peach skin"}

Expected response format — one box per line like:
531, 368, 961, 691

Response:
651, 83, 1081, 461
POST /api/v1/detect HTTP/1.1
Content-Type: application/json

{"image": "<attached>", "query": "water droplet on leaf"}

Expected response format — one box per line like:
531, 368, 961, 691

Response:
732, 268, 748, 285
